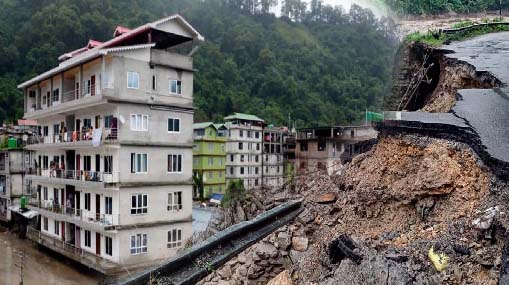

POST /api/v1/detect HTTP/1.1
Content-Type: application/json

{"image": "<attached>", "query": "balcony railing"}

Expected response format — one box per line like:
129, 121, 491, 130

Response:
29, 168, 119, 184
27, 128, 118, 145
62, 84, 101, 103
29, 199, 119, 226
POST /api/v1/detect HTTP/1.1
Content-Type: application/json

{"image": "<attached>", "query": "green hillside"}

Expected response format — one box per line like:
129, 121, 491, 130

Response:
384, 0, 509, 15
0, 0, 397, 127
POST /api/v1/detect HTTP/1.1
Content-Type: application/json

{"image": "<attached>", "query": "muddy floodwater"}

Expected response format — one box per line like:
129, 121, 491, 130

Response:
0, 231, 101, 285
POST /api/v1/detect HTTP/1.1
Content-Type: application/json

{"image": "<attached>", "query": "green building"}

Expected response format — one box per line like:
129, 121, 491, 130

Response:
193, 122, 227, 199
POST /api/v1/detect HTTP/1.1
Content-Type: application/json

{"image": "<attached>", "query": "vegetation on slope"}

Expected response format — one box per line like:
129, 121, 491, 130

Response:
384, 0, 509, 15
405, 18, 509, 45
0, 0, 397, 127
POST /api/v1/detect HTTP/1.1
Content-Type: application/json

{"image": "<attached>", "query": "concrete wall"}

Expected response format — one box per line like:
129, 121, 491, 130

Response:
116, 221, 193, 266
117, 146, 192, 184
110, 52, 194, 108
118, 185, 192, 225
118, 104, 193, 145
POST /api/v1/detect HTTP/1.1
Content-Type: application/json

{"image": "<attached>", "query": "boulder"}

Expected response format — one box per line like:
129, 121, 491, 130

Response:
292, 237, 309, 252
277, 232, 292, 250
267, 270, 292, 285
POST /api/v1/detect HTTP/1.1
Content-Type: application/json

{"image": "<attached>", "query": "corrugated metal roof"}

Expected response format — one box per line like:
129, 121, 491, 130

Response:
193, 122, 214, 129
224, 112, 264, 122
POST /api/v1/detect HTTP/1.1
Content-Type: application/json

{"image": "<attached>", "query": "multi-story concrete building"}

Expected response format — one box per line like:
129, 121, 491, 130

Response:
0, 125, 36, 224
18, 15, 203, 273
224, 113, 264, 191
192, 122, 227, 198
261, 126, 287, 189
296, 125, 377, 175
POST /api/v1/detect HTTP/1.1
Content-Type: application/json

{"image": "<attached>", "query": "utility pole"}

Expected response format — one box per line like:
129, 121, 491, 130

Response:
501, 0, 503, 21
14, 250, 25, 285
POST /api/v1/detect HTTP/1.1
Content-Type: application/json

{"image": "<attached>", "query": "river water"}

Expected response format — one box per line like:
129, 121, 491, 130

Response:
0, 230, 101, 285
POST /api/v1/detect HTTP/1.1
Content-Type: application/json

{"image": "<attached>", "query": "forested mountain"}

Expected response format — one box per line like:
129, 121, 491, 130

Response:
0, 0, 397, 127
384, 0, 509, 15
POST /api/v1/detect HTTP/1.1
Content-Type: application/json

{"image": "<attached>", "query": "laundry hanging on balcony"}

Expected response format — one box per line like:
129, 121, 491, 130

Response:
92, 128, 103, 147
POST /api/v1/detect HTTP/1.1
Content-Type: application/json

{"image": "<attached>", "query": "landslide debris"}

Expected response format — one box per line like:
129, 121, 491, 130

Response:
387, 42, 501, 113
202, 134, 509, 285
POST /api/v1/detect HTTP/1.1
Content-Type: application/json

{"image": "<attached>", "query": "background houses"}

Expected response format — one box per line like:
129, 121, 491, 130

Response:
192, 122, 227, 199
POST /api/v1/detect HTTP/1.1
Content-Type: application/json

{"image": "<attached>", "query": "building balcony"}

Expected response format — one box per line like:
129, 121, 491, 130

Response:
29, 199, 119, 228
25, 84, 113, 120
27, 168, 119, 187
26, 227, 119, 274
26, 128, 118, 149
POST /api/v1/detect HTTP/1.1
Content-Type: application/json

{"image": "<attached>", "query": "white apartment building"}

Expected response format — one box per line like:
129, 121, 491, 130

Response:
19, 15, 203, 273
224, 113, 264, 191
261, 126, 288, 189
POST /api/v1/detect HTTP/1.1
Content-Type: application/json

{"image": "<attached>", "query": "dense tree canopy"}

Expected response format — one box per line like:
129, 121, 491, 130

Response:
385, 0, 509, 15
0, 0, 397, 127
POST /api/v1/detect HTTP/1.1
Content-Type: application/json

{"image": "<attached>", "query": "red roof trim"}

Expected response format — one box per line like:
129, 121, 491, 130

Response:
114, 25, 131, 37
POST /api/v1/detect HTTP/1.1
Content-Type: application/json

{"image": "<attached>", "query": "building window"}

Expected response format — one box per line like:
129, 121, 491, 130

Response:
167, 228, 182, 248
105, 196, 112, 215
255, 167, 259, 174
256, 143, 260, 151
239, 130, 243, 137
351, 130, 355, 138
43, 217, 48, 231
208, 143, 213, 152
167, 154, 182, 173
85, 193, 91, 211
255, 179, 259, 186
127, 72, 139, 89
239, 142, 243, 150
167, 118, 180, 133
230, 155, 234, 162
219, 158, 223, 166
169, 80, 182, 95
318, 140, 326, 151
240, 155, 244, 162
131, 194, 148, 215
130, 114, 148, 131
85, 230, 91, 247
130, 233, 148, 255
131, 153, 148, 173
105, 236, 113, 256
43, 187, 48, 200
255, 132, 260, 139
208, 171, 213, 179
104, 156, 113, 173
300, 142, 308, 151
54, 221, 60, 235
152, 75, 157, 91
104, 115, 114, 129
208, 157, 213, 166
240, 167, 244, 175
230, 167, 234, 175
255, 155, 259, 162
168, 192, 183, 211
52, 88, 60, 103
219, 171, 222, 178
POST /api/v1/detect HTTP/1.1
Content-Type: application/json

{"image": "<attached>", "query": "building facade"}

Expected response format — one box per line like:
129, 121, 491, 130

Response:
0, 126, 35, 223
261, 126, 287, 189
19, 15, 202, 273
224, 113, 264, 191
192, 123, 227, 198
296, 126, 377, 175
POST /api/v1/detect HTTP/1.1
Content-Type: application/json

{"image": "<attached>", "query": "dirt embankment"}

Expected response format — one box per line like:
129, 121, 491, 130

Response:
200, 134, 509, 285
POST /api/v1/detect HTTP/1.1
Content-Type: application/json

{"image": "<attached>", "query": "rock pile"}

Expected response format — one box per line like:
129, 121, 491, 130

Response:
200, 134, 509, 285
